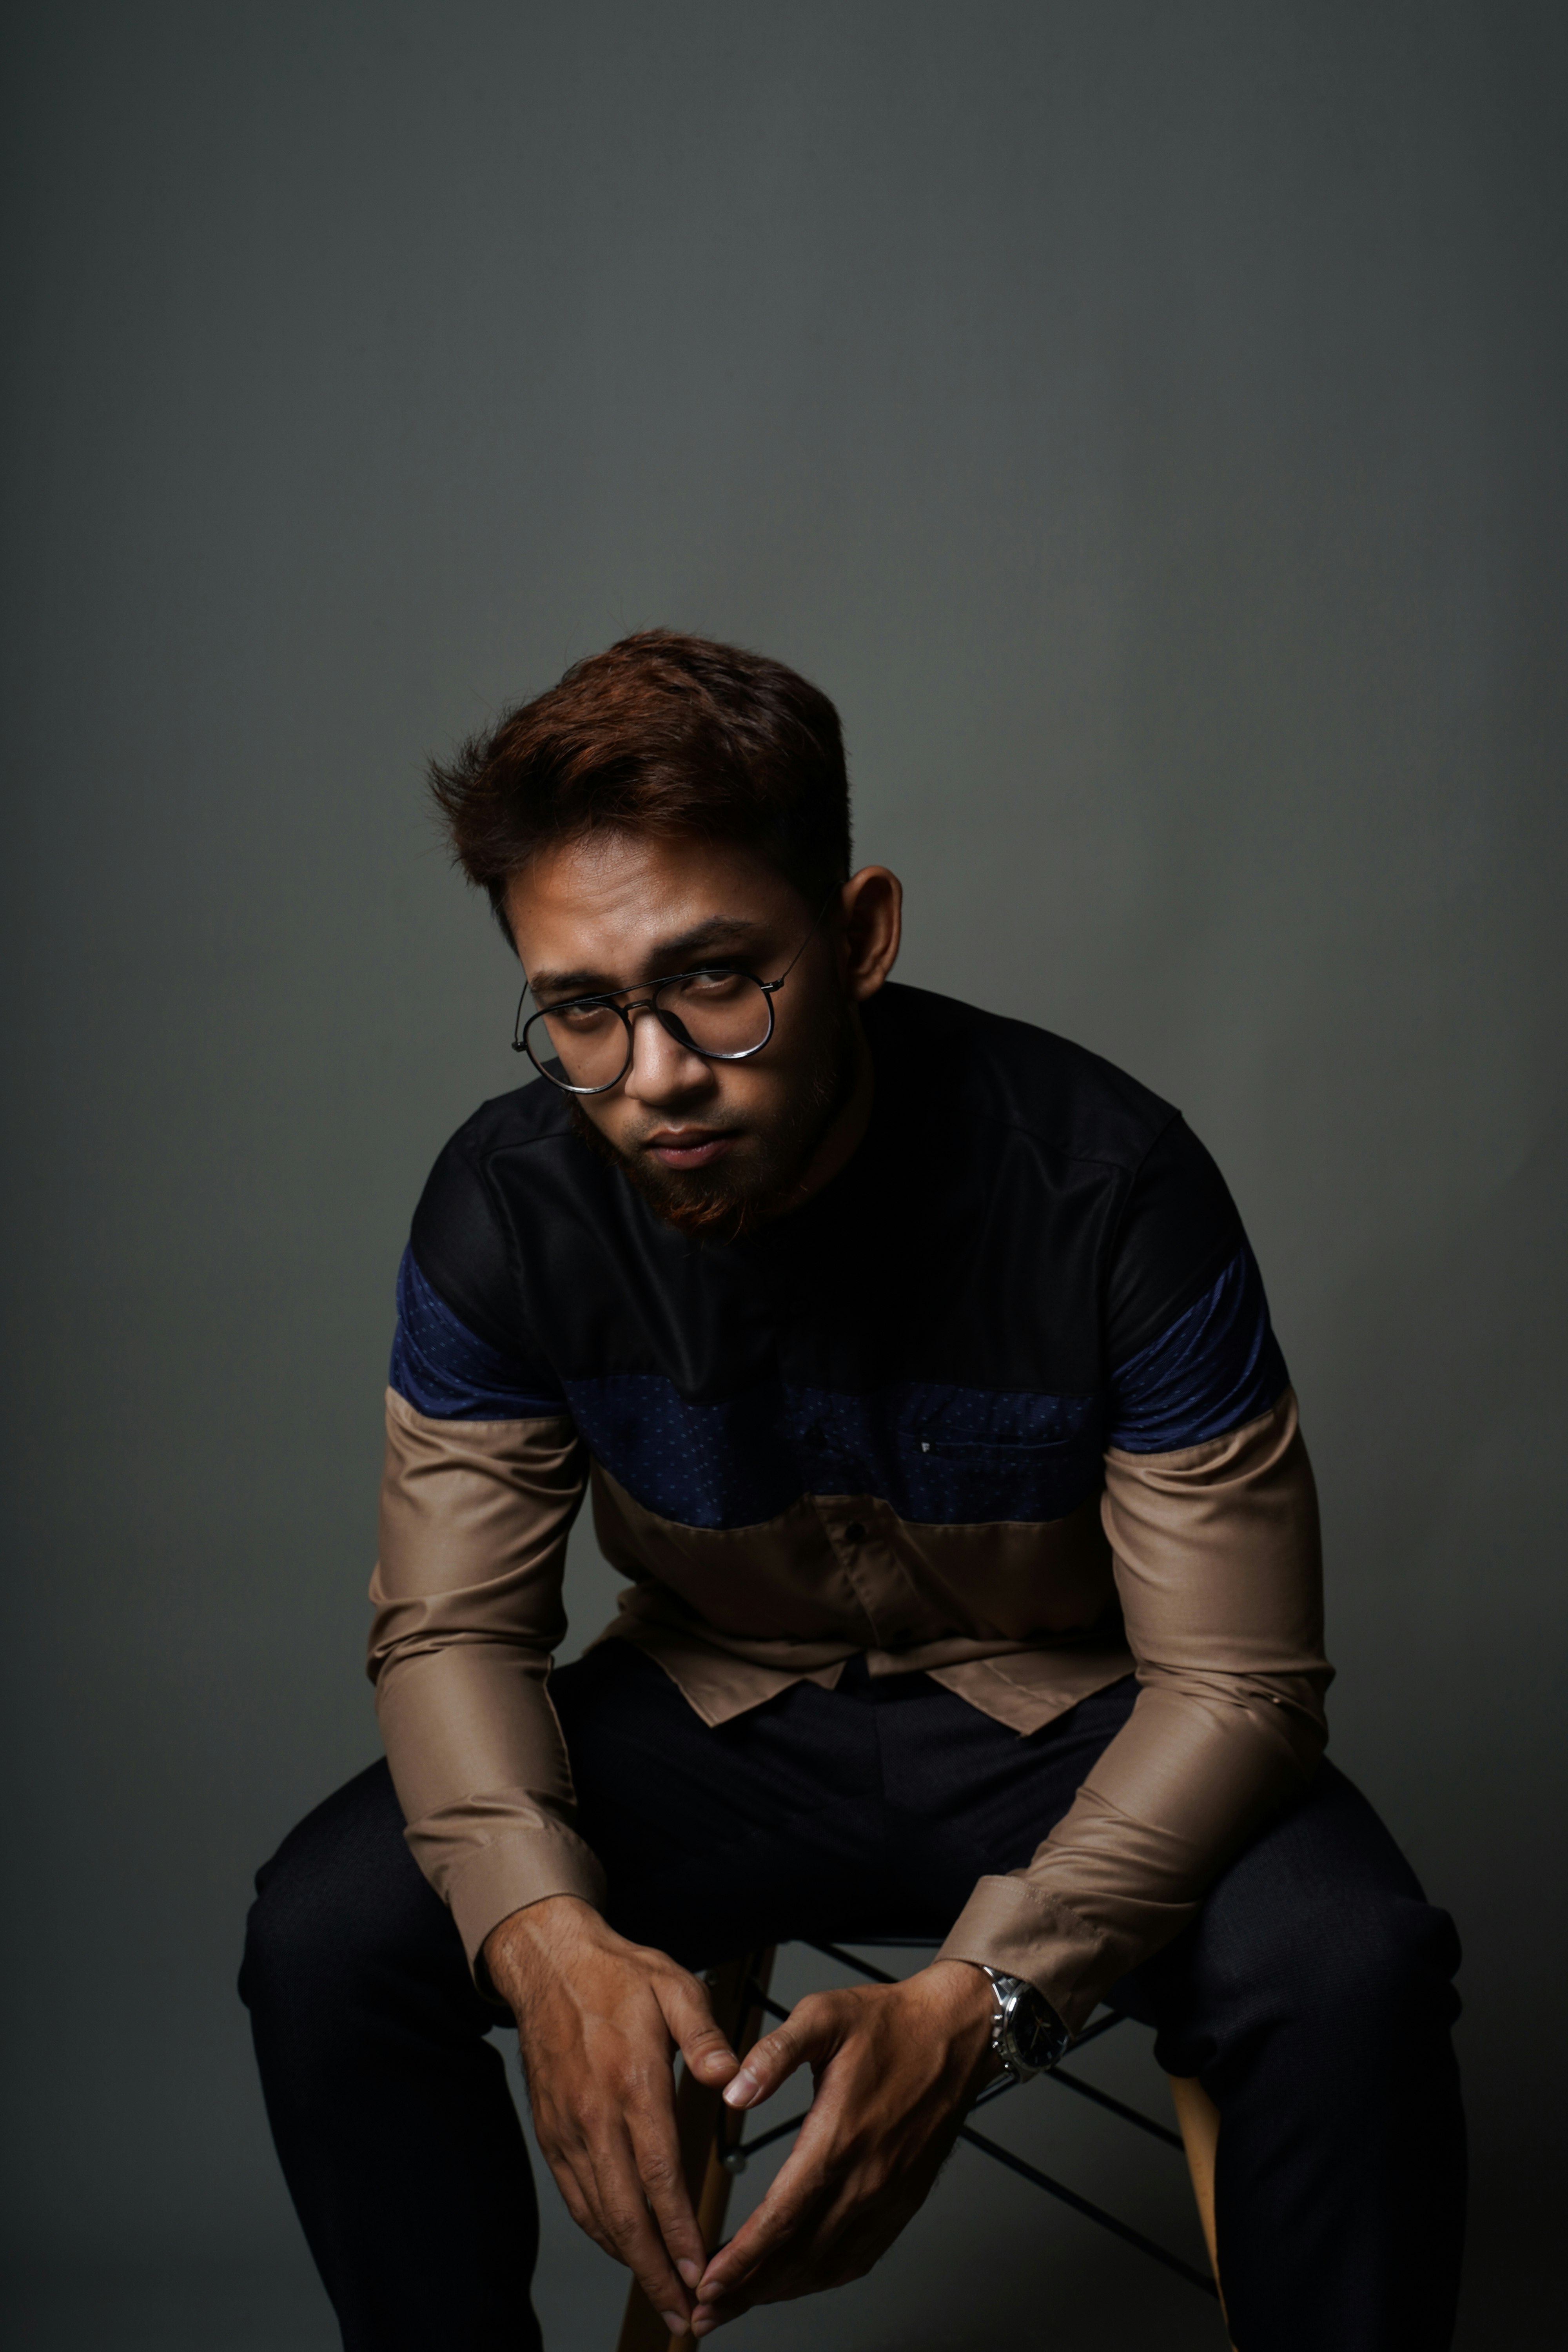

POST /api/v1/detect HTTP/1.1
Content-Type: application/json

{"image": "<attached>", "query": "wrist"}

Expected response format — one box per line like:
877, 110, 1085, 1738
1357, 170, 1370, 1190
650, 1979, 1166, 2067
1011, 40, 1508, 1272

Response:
482, 1893, 607, 2007
924, 1956, 1000, 2015
920, 1958, 1006, 2074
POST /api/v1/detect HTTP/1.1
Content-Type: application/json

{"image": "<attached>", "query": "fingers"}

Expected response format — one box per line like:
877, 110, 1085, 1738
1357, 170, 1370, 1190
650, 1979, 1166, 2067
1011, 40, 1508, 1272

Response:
723, 1988, 851, 2110
692, 2120, 916, 2335
699, 2097, 839, 2298
626, 2090, 707, 2295
692, 2190, 806, 2327
691, 1994, 855, 2332
653, 1965, 741, 2089
540, 2112, 696, 2333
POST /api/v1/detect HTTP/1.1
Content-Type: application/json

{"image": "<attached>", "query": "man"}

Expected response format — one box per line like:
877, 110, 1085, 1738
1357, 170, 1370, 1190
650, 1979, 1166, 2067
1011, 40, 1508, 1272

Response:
241, 632, 1465, 2350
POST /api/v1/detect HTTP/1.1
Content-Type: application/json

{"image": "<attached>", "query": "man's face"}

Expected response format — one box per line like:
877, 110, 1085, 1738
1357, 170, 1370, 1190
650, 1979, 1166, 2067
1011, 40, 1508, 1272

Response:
504, 831, 898, 1239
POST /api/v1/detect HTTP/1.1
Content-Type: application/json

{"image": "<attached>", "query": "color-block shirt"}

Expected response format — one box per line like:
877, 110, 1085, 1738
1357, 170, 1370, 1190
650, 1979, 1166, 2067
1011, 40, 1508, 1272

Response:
370, 982, 1330, 2030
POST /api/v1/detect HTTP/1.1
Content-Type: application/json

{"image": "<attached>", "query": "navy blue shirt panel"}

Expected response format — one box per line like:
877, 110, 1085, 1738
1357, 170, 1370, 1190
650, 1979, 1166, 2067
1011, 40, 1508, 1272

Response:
1107, 1245, 1286, 1454
390, 1247, 567, 1421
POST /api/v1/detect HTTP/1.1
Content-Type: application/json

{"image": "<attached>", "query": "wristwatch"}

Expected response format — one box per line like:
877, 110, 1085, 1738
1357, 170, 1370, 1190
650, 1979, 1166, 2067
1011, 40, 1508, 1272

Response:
978, 1966, 1071, 2082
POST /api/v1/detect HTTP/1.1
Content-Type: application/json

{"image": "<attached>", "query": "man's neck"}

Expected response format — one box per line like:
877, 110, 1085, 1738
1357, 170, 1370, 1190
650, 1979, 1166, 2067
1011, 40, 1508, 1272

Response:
777, 1016, 875, 1218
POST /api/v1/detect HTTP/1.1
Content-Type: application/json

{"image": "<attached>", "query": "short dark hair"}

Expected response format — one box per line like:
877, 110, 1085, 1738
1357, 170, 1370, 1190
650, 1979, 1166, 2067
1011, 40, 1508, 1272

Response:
428, 630, 853, 946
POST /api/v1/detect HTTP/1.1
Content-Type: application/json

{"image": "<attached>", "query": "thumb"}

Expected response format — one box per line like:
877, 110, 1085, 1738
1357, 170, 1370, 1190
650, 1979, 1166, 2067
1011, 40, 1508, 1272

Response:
722, 1993, 845, 2111
655, 1969, 741, 2087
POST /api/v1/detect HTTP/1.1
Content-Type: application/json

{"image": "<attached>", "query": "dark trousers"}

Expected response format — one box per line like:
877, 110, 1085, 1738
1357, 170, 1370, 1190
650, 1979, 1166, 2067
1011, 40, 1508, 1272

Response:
240, 1644, 1465, 2351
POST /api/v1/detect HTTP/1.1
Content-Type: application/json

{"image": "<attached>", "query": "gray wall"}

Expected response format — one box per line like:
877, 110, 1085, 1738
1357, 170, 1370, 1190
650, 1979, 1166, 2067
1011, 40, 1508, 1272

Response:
3, 4, 1563, 2345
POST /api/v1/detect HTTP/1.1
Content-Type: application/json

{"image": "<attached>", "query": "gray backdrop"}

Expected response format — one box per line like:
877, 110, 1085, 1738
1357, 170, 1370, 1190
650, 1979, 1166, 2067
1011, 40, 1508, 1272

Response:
3, 4, 1563, 2347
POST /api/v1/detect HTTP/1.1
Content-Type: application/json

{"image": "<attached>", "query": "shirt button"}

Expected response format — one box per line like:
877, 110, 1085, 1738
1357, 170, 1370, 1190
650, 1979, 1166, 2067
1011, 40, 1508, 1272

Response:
843, 1521, 867, 1544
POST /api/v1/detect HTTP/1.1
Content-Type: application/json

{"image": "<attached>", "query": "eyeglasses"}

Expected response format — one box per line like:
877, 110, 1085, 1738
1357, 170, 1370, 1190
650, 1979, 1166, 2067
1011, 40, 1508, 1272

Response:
512, 897, 834, 1095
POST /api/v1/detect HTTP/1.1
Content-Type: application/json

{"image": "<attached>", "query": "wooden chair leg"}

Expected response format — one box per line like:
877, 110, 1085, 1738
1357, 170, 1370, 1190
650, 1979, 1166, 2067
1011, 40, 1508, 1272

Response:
1169, 2074, 1235, 2344
615, 1949, 777, 2352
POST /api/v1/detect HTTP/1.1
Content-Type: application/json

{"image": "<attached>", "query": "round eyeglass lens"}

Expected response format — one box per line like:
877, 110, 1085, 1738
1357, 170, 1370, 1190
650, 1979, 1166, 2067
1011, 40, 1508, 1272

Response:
529, 969, 772, 1091
530, 998, 629, 1090
652, 970, 772, 1058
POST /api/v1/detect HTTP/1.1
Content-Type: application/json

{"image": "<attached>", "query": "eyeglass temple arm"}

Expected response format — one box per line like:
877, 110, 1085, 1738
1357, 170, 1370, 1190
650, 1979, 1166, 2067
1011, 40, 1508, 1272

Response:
763, 889, 840, 992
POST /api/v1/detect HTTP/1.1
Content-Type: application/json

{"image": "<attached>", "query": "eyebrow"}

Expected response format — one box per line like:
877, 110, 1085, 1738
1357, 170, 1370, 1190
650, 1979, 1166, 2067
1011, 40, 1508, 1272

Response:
526, 918, 769, 1004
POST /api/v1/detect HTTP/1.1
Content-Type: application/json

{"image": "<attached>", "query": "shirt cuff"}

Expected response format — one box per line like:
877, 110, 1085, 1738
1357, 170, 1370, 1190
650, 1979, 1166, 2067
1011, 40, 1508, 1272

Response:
424, 1822, 609, 1988
936, 1874, 1113, 2037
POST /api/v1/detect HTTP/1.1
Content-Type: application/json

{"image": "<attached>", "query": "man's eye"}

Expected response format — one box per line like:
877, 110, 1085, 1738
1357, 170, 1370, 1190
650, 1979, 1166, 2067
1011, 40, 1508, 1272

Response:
676, 969, 747, 999
550, 1003, 616, 1031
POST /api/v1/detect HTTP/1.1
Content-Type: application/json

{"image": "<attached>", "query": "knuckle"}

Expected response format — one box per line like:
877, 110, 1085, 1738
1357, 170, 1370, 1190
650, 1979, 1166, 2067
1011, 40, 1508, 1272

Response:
600, 2198, 645, 2246
791, 1991, 843, 2036
567, 2198, 613, 2253
555, 2183, 592, 2230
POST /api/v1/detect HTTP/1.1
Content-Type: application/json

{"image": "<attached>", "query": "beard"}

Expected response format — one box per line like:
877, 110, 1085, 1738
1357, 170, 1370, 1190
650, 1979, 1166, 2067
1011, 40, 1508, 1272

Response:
569, 986, 862, 1243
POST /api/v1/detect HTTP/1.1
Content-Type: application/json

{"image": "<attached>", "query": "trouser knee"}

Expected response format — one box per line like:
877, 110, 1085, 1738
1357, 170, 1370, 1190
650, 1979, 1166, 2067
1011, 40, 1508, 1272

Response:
238, 1761, 433, 2034
1301, 1891, 1459, 2048
1214, 1883, 1462, 2094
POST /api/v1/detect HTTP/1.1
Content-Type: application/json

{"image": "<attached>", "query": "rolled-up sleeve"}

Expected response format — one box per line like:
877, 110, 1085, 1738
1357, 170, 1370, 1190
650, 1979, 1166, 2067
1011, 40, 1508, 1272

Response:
938, 1387, 1330, 2031
368, 1386, 608, 1975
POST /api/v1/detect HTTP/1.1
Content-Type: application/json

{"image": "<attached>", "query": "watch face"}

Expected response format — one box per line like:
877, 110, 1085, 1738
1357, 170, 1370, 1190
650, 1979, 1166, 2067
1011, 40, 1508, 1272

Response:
1002, 1984, 1067, 2072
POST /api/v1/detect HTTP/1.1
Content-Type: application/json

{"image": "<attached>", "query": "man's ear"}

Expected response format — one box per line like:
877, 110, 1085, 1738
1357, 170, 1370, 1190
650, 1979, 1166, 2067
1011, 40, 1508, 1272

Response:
838, 867, 902, 1002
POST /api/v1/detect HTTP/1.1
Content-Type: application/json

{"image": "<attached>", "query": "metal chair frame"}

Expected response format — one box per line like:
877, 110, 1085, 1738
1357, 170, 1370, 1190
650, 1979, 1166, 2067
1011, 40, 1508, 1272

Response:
616, 1935, 1230, 2352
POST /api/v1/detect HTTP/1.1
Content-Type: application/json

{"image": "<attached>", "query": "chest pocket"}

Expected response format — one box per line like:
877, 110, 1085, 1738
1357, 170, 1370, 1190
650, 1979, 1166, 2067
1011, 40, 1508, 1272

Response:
895, 1428, 1100, 1526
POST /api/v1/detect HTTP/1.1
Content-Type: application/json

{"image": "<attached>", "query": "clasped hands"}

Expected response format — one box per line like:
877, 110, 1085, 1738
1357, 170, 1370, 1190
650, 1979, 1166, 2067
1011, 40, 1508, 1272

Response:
483, 1895, 999, 2337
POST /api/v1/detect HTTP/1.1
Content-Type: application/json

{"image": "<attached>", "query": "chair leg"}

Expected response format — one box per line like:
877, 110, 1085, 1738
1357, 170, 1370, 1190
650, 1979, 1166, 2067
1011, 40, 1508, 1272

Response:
615, 1949, 777, 2352
1169, 2074, 1235, 2343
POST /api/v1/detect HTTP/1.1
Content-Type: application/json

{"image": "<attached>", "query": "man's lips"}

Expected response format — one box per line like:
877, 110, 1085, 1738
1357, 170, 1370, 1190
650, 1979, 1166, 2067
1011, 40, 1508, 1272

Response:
643, 1130, 740, 1170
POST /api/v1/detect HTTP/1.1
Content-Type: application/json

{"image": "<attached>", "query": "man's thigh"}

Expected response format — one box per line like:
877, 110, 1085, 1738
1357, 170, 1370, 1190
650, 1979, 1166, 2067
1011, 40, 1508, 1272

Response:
1114, 1759, 1462, 2078
241, 1759, 501, 2036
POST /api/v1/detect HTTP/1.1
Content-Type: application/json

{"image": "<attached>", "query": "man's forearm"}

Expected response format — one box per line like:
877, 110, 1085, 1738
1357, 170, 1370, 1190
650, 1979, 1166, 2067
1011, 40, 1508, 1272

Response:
374, 1639, 607, 1969
940, 1390, 1329, 2029
369, 1389, 606, 1966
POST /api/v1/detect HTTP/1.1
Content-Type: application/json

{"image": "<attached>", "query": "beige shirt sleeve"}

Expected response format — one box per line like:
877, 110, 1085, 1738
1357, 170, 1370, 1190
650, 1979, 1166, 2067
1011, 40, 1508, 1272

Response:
937, 1388, 1331, 2034
368, 1388, 606, 1973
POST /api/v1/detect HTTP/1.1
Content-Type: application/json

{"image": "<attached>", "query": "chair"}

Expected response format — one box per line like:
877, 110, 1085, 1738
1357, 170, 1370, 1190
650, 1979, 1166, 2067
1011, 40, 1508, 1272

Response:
617, 1939, 1232, 2352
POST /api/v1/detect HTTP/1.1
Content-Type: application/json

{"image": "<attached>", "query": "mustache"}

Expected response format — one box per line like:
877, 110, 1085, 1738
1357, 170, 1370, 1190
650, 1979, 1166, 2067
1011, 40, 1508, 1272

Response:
621, 1118, 748, 1154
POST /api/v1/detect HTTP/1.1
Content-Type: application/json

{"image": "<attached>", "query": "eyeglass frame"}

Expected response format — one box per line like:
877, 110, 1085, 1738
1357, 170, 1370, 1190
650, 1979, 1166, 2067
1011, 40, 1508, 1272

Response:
510, 892, 837, 1094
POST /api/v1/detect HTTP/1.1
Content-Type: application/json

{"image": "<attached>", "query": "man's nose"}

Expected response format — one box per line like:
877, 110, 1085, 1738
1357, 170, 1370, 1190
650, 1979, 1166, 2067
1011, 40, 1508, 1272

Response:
621, 1002, 714, 1102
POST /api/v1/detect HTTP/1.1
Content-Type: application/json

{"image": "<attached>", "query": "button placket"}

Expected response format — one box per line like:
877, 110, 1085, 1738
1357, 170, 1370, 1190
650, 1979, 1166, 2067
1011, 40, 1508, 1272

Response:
809, 1496, 911, 1651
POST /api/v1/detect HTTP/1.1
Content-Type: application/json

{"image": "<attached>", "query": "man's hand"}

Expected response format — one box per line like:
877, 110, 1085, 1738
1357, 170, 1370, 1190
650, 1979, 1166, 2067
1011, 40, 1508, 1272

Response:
690, 1959, 998, 2335
483, 1896, 740, 2336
